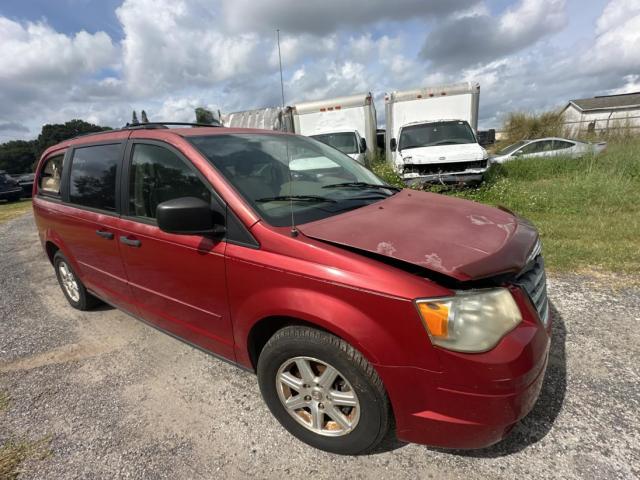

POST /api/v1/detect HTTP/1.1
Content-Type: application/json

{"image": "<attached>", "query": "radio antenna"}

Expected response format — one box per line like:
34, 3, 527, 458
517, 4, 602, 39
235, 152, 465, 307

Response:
277, 29, 298, 237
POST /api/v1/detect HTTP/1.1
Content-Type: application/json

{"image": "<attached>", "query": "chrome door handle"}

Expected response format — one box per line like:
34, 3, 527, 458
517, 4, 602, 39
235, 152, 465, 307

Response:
119, 236, 141, 247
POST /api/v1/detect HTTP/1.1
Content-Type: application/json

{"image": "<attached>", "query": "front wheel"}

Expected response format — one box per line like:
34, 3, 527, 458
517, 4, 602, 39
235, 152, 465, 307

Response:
257, 326, 391, 455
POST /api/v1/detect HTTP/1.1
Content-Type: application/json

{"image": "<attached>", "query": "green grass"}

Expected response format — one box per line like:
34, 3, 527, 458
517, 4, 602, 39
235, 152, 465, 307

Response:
373, 140, 640, 274
0, 392, 50, 479
0, 392, 9, 412
0, 199, 32, 225
0, 438, 50, 480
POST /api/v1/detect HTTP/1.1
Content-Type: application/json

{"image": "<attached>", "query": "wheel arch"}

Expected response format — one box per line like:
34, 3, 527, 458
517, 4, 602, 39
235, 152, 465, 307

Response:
246, 316, 334, 371
45, 240, 60, 264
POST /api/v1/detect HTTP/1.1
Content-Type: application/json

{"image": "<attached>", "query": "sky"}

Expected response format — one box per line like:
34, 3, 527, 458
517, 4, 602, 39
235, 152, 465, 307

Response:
1, 0, 639, 141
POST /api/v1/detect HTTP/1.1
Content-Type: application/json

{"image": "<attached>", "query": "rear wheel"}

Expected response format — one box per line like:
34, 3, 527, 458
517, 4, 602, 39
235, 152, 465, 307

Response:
257, 326, 391, 455
53, 251, 101, 310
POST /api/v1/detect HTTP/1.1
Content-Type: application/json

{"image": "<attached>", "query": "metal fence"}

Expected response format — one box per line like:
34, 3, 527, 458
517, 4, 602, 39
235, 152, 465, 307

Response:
562, 115, 640, 135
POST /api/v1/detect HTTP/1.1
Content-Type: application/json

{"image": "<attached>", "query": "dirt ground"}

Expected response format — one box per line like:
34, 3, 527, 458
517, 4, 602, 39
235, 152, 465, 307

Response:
1, 213, 639, 479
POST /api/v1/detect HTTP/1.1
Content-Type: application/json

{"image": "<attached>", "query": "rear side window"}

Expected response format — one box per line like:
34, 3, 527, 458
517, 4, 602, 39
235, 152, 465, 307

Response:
128, 143, 210, 219
553, 140, 574, 150
39, 155, 64, 195
69, 144, 121, 211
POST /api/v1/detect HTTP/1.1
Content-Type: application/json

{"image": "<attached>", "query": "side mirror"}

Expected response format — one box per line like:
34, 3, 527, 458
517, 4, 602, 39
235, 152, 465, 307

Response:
156, 197, 225, 236
390, 138, 397, 152
359, 137, 367, 153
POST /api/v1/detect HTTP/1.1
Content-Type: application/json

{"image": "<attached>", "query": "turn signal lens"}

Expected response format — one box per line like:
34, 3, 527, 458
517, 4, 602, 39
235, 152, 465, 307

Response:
417, 301, 450, 337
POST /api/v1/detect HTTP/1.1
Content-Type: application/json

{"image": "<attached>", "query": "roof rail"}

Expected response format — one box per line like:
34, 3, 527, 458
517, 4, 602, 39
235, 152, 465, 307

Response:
69, 121, 223, 141
122, 121, 222, 129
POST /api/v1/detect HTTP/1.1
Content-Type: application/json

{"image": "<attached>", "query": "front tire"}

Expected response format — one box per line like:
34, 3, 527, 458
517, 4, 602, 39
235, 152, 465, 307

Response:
257, 326, 391, 455
53, 251, 101, 310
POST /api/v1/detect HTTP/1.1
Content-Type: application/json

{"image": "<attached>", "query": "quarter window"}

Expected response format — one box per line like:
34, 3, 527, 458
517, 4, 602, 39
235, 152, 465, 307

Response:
39, 155, 64, 195
128, 144, 210, 220
69, 144, 121, 211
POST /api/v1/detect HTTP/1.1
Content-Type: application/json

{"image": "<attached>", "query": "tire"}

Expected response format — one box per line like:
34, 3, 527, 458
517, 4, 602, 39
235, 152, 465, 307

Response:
257, 326, 391, 455
53, 251, 101, 310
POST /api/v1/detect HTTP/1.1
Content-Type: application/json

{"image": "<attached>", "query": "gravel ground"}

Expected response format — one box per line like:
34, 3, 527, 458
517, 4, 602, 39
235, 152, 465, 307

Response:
1, 213, 639, 479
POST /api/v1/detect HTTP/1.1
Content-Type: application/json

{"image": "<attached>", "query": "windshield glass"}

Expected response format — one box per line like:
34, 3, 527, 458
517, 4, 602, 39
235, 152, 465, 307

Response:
188, 134, 396, 227
498, 140, 528, 155
399, 121, 476, 150
310, 132, 358, 155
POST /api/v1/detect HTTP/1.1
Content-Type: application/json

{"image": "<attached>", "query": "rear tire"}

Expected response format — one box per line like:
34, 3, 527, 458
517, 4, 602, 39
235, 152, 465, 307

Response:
53, 251, 101, 310
257, 326, 391, 455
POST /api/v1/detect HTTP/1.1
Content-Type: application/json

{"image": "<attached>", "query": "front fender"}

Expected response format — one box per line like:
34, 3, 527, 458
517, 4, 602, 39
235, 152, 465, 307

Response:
233, 286, 398, 367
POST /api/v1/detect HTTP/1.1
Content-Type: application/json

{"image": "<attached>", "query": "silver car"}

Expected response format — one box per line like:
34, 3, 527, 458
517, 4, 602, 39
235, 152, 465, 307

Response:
490, 137, 607, 164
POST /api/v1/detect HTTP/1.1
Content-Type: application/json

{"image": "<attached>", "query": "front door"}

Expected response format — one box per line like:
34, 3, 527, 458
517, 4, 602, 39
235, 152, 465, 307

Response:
118, 140, 234, 360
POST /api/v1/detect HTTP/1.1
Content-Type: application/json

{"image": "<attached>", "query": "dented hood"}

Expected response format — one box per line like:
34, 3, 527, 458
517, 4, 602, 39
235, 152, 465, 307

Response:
298, 190, 538, 281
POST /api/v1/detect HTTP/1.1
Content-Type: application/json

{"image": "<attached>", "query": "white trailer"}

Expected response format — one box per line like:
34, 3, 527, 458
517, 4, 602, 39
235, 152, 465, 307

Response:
385, 82, 488, 184
292, 93, 377, 164
221, 107, 294, 132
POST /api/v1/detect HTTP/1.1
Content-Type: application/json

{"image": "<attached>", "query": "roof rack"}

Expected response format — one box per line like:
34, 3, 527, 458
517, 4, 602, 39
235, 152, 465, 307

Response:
69, 121, 222, 141
122, 121, 222, 130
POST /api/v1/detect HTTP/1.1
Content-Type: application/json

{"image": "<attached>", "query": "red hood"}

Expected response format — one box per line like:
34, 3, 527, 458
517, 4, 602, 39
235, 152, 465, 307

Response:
298, 190, 538, 281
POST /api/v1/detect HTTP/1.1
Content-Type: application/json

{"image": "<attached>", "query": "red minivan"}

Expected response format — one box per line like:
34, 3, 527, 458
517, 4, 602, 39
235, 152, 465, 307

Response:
33, 123, 550, 454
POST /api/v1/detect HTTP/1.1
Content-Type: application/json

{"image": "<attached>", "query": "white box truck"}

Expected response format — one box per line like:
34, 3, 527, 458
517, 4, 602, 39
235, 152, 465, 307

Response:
291, 93, 377, 165
385, 82, 488, 185
221, 107, 294, 132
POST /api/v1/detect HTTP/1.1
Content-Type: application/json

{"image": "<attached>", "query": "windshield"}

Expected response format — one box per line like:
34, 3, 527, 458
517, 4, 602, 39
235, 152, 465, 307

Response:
310, 132, 358, 155
188, 134, 396, 227
498, 140, 528, 155
399, 121, 476, 150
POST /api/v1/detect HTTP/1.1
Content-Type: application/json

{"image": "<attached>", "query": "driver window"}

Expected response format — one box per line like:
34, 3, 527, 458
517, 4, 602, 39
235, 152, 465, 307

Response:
519, 142, 540, 154
128, 144, 210, 220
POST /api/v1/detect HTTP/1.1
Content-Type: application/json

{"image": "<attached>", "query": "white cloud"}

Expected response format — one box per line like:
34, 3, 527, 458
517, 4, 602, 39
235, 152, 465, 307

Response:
421, 0, 567, 70
596, 0, 640, 34
116, 0, 265, 96
2, 0, 640, 141
607, 74, 640, 94
222, 0, 479, 34
0, 17, 116, 83
586, 4, 640, 74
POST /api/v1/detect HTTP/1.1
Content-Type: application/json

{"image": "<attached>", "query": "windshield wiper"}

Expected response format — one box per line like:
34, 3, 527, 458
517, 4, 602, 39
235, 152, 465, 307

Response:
321, 182, 401, 192
256, 195, 336, 203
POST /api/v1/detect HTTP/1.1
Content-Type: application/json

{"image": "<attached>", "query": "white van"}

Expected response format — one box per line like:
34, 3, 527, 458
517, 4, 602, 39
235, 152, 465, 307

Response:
292, 93, 377, 165
385, 82, 488, 184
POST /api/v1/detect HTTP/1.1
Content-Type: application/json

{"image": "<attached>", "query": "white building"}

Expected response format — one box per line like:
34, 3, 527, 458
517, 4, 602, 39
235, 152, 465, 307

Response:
561, 92, 640, 136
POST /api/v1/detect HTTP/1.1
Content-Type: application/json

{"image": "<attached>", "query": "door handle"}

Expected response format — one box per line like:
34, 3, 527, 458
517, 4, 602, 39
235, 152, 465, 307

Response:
119, 236, 141, 247
96, 230, 114, 240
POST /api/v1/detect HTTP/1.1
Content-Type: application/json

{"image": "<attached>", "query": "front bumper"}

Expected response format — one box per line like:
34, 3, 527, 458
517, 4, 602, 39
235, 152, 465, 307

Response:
402, 169, 487, 186
375, 288, 551, 449
0, 187, 22, 199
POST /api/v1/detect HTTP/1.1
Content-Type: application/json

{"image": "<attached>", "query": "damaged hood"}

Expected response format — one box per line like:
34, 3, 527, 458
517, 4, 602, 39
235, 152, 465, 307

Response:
298, 190, 538, 281
399, 144, 485, 165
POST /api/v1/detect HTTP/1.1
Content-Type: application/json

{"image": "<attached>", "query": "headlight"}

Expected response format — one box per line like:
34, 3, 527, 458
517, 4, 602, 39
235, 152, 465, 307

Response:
415, 288, 522, 353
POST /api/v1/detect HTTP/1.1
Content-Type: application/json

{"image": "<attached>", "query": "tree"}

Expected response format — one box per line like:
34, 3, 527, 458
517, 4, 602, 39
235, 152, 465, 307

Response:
35, 119, 111, 159
195, 107, 217, 125
141, 110, 149, 123
131, 111, 139, 125
0, 140, 37, 173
